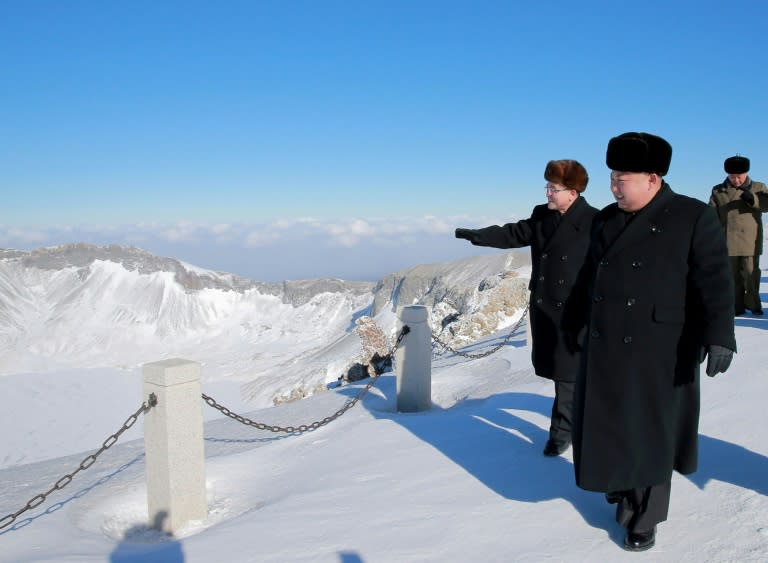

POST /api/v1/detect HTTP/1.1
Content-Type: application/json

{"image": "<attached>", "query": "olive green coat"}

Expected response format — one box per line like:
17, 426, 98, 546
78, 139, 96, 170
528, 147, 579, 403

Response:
708, 179, 768, 256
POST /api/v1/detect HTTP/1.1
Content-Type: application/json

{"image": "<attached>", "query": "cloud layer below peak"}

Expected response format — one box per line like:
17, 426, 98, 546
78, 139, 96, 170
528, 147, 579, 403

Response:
1, 215, 507, 282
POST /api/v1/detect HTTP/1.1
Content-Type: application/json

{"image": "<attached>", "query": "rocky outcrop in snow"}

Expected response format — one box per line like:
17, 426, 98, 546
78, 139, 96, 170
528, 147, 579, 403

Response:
372, 252, 531, 347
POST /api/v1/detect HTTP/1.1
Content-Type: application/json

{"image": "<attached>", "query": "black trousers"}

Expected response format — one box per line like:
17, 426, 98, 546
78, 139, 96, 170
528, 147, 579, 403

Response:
614, 480, 671, 532
548, 380, 575, 445
731, 255, 762, 312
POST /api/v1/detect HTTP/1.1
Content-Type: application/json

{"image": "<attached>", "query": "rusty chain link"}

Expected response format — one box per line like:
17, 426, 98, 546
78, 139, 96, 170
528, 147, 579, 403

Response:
202, 325, 411, 433
431, 304, 529, 359
0, 394, 157, 531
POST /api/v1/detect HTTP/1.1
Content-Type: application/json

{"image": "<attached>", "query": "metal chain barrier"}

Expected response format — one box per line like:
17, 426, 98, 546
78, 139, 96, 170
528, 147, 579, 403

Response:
431, 303, 529, 360
0, 307, 523, 532
202, 325, 411, 434
0, 309, 522, 532
0, 394, 158, 531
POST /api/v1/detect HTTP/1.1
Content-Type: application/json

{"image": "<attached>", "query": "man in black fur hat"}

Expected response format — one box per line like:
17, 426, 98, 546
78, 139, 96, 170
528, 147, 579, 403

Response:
563, 132, 736, 552
709, 155, 768, 315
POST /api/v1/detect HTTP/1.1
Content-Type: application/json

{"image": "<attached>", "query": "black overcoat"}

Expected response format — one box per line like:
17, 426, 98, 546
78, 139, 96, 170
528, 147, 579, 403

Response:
564, 184, 736, 492
467, 196, 597, 381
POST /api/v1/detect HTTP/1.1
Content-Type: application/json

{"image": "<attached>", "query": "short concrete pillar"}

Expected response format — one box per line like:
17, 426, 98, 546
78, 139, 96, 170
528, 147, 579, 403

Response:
143, 359, 207, 534
395, 305, 431, 412
526, 299, 533, 347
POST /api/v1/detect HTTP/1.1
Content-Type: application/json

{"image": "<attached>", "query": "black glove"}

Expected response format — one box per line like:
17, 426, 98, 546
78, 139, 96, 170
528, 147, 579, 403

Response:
740, 187, 755, 205
700, 344, 734, 377
455, 228, 479, 244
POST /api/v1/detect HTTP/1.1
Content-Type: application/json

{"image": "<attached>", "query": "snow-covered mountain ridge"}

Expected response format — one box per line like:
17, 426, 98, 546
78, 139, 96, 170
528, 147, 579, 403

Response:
0, 243, 531, 407
0, 243, 374, 301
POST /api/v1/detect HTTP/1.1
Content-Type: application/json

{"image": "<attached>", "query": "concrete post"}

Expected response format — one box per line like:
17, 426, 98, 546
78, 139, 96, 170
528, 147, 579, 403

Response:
526, 299, 533, 347
395, 305, 431, 412
143, 358, 207, 534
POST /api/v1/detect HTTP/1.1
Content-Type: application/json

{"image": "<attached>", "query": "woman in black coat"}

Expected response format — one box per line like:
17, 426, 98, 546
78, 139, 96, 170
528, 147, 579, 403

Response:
455, 159, 597, 457
564, 132, 736, 552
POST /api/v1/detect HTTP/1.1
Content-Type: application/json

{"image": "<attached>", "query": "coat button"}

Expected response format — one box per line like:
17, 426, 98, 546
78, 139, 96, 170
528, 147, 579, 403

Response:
626, 297, 636, 306
632, 261, 643, 268
541, 253, 549, 259
623, 336, 633, 343
599, 260, 609, 267
560, 255, 568, 261
536, 298, 543, 304
538, 276, 545, 281
593, 295, 604, 302
591, 330, 600, 338
555, 301, 563, 308
650, 224, 662, 233
558, 279, 565, 285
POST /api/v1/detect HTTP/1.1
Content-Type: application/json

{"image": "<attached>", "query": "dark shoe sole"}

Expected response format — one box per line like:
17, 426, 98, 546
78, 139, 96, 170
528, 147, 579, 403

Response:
623, 537, 655, 552
623, 528, 656, 552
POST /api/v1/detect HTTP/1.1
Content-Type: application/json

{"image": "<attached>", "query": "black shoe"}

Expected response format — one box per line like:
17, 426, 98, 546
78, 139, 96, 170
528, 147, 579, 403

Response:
543, 438, 570, 457
752, 308, 764, 316
623, 527, 656, 552
605, 492, 623, 504
735, 309, 746, 316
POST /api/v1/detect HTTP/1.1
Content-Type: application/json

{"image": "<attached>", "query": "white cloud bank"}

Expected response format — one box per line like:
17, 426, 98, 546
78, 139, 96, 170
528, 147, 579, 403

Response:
0, 215, 512, 282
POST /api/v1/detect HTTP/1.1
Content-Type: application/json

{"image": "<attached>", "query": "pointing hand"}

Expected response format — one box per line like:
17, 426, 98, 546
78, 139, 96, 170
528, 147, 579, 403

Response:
455, 228, 479, 244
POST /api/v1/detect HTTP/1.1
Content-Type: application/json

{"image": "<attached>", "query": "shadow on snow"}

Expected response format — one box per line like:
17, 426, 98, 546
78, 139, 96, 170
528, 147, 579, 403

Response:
346, 376, 768, 548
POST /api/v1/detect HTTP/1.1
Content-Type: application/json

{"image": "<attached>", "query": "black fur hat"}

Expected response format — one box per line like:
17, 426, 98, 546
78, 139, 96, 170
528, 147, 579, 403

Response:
724, 156, 750, 174
606, 132, 672, 176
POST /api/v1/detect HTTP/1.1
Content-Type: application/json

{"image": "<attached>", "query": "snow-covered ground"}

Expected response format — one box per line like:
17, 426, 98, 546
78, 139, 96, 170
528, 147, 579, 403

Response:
1, 288, 767, 562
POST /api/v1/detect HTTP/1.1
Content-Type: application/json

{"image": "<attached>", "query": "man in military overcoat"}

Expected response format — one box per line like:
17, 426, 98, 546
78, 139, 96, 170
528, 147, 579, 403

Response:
709, 155, 768, 315
456, 159, 597, 457
563, 132, 736, 552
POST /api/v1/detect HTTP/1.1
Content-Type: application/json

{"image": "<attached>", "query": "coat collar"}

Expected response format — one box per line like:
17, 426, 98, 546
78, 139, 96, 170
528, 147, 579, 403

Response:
560, 195, 593, 226
543, 196, 592, 251
718, 177, 752, 191
600, 183, 675, 258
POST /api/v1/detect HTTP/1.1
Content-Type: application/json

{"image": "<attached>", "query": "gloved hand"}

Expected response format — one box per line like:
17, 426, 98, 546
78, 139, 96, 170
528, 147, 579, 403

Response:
740, 187, 755, 205
455, 228, 479, 244
700, 344, 734, 377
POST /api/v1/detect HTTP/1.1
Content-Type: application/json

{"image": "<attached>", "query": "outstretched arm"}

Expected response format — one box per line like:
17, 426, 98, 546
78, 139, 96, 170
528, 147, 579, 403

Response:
454, 208, 542, 249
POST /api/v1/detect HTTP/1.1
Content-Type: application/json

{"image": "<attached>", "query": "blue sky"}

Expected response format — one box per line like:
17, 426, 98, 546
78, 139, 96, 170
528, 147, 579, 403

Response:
2, 1, 767, 281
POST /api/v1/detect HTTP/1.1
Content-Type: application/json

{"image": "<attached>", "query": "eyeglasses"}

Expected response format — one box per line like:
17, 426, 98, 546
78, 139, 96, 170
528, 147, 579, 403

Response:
544, 184, 570, 194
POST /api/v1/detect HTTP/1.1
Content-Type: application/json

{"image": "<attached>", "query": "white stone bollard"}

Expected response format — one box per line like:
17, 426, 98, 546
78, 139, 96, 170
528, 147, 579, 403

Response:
395, 305, 431, 412
143, 358, 207, 534
526, 301, 533, 348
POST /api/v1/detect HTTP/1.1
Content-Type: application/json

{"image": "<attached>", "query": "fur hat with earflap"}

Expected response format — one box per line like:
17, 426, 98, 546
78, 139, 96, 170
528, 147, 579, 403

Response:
544, 159, 589, 192
724, 155, 750, 174
606, 132, 672, 176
